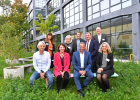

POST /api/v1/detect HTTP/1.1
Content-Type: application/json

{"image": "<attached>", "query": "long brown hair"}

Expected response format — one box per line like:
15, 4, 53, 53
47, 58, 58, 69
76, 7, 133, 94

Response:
44, 32, 54, 44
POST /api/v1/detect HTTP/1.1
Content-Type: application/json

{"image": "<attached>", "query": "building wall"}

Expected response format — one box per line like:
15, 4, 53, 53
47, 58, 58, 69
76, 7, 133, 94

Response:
25, 0, 140, 60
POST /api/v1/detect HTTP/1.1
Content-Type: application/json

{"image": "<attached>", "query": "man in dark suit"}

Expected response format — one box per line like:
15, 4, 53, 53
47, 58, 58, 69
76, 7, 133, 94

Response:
93, 27, 108, 51
85, 32, 99, 73
72, 32, 85, 52
72, 42, 94, 97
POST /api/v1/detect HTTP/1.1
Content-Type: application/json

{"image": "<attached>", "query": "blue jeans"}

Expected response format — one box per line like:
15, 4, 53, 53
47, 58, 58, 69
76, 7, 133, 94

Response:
29, 70, 53, 89
74, 69, 94, 90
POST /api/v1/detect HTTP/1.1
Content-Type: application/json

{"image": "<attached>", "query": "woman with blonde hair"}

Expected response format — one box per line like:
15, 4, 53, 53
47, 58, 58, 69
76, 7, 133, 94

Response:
96, 42, 114, 92
64, 35, 73, 69
44, 32, 55, 68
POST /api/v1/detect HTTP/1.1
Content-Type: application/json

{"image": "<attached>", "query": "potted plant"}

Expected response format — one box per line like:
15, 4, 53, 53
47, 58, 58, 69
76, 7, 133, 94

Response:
0, 22, 25, 79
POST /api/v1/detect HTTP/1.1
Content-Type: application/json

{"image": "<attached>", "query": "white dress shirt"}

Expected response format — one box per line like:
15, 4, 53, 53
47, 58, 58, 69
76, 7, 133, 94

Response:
97, 34, 102, 43
80, 52, 84, 68
86, 39, 91, 52
33, 51, 51, 73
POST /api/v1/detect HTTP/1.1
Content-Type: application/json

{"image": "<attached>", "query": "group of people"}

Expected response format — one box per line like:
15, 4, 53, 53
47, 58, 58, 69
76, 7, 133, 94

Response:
29, 27, 114, 97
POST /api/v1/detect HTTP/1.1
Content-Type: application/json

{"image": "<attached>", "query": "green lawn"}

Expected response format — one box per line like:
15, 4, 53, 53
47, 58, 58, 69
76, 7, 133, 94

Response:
0, 54, 140, 100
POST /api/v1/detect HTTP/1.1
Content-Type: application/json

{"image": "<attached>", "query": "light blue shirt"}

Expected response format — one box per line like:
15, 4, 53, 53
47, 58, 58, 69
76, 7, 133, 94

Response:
33, 51, 51, 73
77, 39, 80, 51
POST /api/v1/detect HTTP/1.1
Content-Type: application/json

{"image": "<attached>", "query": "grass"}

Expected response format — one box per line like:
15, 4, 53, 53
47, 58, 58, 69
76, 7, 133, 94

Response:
0, 54, 140, 100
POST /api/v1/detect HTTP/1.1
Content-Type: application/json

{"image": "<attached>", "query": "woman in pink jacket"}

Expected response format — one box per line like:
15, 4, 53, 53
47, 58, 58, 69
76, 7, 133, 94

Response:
53, 43, 71, 93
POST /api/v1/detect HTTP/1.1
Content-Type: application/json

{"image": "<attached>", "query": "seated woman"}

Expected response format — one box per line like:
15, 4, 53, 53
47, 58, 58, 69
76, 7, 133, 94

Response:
96, 42, 114, 92
53, 43, 71, 93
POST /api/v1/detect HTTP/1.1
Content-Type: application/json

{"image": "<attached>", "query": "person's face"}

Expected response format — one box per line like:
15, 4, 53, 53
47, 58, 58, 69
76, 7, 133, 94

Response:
86, 33, 91, 41
102, 44, 108, 52
66, 37, 71, 44
59, 45, 65, 53
48, 35, 52, 40
79, 43, 85, 53
76, 33, 81, 39
96, 27, 101, 34
38, 43, 45, 51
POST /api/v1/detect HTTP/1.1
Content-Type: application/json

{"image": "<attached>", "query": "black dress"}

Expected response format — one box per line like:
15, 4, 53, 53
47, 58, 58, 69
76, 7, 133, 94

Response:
96, 53, 114, 78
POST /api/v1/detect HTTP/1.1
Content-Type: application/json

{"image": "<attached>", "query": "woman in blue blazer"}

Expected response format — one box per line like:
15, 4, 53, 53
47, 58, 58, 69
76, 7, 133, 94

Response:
96, 42, 114, 92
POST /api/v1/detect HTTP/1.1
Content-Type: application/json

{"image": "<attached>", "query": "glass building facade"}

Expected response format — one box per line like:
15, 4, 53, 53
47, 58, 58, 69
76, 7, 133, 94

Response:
25, 0, 140, 60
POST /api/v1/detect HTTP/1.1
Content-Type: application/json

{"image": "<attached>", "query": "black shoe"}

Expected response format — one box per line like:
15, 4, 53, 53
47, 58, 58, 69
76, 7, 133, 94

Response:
78, 89, 84, 97
81, 84, 86, 89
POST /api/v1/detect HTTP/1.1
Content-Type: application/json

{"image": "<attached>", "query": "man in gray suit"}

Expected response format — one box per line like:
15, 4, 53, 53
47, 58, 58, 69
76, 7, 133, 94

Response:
93, 27, 108, 49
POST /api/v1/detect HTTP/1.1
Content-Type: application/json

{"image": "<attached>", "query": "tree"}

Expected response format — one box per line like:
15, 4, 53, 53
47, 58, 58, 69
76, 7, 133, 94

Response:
34, 13, 58, 35
8, 0, 30, 36
0, 0, 11, 17
0, 22, 24, 68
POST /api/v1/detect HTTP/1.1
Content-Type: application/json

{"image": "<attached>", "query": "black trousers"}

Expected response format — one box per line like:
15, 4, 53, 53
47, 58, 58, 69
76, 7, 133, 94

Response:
57, 71, 69, 90
91, 62, 97, 73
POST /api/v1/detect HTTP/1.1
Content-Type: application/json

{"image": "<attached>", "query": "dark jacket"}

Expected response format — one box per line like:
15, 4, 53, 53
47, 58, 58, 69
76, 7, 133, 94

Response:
93, 34, 108, 47
64, 42, 73, 61
96, 53, 114, 72
85, 39, 99, 63
72, 38, 85, 52
72, 51, 92, 72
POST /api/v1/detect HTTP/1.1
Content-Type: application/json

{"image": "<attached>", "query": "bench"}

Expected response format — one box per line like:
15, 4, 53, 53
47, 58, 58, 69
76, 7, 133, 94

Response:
52, 73, 119, 77
18, 58, 33, 64
20, 63, 33, 72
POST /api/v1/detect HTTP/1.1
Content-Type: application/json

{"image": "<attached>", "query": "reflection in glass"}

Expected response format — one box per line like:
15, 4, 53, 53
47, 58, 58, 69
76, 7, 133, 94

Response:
122, 0, 131, 8
111, 0, 120, 6
93, 4, 99, 13
87, 0, 91, 7
100, 0, 109, 10
93, 12, 100, 19
75, 13, 79, 21
111, 4, 121, 12
101, 9, 109, 16
35, 9, 46, 18
87, 25, 93, 35
75, 6, 79, 13
88, 7, 92, 16
92, 0, 99, 5
123, 15, 132, 33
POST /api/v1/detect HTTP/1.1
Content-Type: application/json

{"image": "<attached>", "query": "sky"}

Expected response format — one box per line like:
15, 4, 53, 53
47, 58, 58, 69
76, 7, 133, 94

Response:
0, 0, 30, 14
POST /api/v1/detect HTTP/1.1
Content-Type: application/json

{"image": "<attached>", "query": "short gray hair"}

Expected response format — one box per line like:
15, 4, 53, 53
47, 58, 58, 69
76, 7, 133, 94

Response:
99, 42, 112, 53
64, 35, 72, 43
37, 41, 46, 48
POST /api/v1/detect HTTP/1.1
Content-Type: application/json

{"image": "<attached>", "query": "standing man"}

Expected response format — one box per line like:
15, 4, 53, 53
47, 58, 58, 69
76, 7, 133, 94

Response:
72, 32, 85, 52
72, 42, 94, 97
93, 27, 108, 50
85, 32, 99, 73
29, 41, 53, 90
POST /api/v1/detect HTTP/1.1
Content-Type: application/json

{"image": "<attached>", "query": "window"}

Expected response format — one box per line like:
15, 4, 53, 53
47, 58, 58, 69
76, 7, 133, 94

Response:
35, 9, 46, 18
35, 0, 46, 8
87, 0, 132, 21
87, 15, 132, 59
51, 10, 61, 32
63, 0, 83, 29
48, 0, 60, 14
63, 28, 83, 42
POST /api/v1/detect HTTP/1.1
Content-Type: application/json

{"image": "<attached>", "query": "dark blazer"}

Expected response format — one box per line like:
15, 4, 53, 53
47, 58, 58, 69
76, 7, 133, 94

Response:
93, 34, 108, 47
72, 38, 85, 52
96, 53, 114, 72
85, 39, 99, 63
72, 51, 92, 72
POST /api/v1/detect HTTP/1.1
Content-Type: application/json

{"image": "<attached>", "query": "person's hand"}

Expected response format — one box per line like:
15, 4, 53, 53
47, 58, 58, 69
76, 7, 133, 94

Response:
60, 71, 65, 78
79, 70, 83, 75
49, 48, 53, 50
40, 72, 45, 79
82, 71, 86, 76
98, 68, 103, 71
